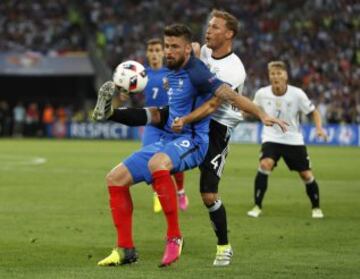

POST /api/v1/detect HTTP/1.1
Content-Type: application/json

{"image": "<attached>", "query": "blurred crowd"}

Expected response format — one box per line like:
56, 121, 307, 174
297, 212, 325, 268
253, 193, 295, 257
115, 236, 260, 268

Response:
0, 0, 86, 54
0, 100, 93, 138
1, 0, 359, 129
85, 0, 359, 124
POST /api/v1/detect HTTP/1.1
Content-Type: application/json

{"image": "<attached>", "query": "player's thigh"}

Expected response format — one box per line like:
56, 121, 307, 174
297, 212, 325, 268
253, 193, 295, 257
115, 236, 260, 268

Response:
282, 145, 311, 171
142, 125, 163, 147
123, 142, 163, 184
106, 162, 134, 186
199, 166, 221, 194
162, 137, 208, 173
260, 142, 281, 170
199, 120, 230, 179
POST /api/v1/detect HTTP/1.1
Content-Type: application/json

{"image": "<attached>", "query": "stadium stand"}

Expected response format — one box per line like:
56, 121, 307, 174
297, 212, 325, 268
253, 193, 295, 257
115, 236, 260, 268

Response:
0, 0, 359, 138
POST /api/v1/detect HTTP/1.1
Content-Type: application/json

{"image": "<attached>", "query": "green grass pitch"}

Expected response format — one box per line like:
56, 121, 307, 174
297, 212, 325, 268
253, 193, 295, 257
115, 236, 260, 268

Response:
0, 139, 359, 278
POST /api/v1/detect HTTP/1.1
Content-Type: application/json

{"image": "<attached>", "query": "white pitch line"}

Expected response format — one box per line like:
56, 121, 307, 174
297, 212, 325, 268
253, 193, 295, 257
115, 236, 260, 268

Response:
0, 155, 47, 166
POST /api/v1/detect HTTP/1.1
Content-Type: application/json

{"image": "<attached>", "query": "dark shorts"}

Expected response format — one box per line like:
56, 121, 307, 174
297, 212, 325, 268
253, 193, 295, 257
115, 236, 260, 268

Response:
260, 142, 311, 171
199, 120, 230, 193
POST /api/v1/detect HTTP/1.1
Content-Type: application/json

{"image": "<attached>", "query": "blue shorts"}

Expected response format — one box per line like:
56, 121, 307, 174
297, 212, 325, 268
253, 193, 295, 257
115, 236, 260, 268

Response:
123, 135, 208, 184
142, 125, 164, 147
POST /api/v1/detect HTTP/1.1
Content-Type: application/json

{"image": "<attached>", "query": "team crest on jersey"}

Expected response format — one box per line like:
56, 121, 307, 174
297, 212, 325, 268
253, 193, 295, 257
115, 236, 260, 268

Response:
162, 77, 169, 91
178, 78, 183, 89
275, 100, 282, 108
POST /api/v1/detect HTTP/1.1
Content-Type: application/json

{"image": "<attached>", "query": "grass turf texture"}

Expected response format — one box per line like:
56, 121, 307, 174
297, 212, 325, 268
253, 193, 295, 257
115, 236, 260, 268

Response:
0, 139, 359, 279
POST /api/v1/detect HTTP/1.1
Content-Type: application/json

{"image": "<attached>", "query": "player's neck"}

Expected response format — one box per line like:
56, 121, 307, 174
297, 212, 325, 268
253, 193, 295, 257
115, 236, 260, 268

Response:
150, 63, 163, 70
272, 85, 287, 96
211, 43, 232, 59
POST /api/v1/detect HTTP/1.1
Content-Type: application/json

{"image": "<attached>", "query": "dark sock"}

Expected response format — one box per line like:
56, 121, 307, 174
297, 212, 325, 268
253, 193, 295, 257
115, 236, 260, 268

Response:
254, 171, 268, 208
305, 180, 320, 208
109, 108, 149, 126
206, 200, 228, 245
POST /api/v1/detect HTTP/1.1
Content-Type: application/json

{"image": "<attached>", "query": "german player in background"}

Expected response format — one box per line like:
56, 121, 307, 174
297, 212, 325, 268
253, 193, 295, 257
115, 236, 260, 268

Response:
143, 38, 188, 213
247, 61, 327, 219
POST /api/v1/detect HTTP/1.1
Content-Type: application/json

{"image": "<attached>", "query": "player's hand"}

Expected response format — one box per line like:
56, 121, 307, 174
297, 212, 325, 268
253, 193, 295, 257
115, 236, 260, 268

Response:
262, 115, 289, 133
171, 117, 185, 133
191, 42, 201, 57
316, 127, 328, 141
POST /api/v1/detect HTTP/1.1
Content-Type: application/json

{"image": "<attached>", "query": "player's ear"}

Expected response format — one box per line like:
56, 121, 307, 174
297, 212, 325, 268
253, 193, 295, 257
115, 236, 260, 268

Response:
284, 70, 288, 81
225, 30, 234, 40
185, 43, 192, 55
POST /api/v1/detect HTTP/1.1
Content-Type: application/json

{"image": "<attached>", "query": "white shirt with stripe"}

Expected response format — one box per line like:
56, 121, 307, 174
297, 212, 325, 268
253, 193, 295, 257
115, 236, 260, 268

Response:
253, 85, 315, 145
200, 45, 246, 128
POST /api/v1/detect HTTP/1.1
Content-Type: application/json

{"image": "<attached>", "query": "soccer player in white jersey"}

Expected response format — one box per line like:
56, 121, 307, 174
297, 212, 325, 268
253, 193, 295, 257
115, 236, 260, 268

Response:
173, 10, 246, 266
247, 61, 327, 219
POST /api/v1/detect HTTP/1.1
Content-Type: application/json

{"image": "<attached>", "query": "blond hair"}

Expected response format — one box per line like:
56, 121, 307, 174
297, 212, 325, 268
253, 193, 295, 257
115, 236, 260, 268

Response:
268, 61, 287, 71
210, 9, 239, 38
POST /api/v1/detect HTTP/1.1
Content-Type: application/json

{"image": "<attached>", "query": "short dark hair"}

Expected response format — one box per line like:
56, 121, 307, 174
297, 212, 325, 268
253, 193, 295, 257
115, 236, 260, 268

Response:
147, 38, 162, 47
164, 24, 192, 42
210, 9, 239, 38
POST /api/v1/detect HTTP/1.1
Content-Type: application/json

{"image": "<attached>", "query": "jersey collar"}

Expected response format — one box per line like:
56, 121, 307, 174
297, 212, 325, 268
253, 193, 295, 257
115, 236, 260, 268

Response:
211, 51, 233, 60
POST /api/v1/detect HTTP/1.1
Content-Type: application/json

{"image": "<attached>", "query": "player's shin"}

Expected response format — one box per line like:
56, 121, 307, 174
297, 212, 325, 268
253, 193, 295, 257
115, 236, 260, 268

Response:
174, 172, 184, 192
108, 186, 134, 248
206, 199, 228, 245
254, 169, 270, 208
152, 170, 181, 238
108, 108, 151, 126
305, 178, 320, 208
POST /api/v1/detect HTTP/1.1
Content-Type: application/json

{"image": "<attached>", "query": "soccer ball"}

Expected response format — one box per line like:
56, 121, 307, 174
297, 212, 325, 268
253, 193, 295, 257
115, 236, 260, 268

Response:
113, 60, 148, 93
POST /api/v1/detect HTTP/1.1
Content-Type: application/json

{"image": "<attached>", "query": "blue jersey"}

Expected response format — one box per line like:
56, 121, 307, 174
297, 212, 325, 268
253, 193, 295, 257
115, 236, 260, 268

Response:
144, 67, 170, 107
123, 56, 223, 184
163, 56, 223, 142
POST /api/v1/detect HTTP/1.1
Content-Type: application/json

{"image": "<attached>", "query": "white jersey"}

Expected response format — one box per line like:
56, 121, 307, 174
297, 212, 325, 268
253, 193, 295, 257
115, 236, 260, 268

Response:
254, 85, 315, 145
200, 45, 246, 128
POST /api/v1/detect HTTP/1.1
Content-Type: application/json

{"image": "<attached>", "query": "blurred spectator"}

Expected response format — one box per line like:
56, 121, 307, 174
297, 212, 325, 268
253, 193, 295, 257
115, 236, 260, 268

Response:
0, 101, 12, 136
42, 103, 55, 137
12, 102, 26, 137
25, 103, 40, 136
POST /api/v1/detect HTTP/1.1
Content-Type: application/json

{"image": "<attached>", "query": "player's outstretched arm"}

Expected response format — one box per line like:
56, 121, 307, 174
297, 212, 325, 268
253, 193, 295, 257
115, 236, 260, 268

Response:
171, 96, 222, 133
215, 84, 289, 132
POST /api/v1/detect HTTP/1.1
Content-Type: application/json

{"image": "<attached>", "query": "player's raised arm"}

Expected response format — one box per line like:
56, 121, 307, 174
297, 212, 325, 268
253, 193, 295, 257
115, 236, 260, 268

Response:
191, 42, 201, 57
214, 83, 289, 132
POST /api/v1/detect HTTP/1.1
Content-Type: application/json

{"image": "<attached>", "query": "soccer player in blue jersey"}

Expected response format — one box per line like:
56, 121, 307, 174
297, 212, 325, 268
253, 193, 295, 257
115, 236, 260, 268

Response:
144, 38, 188, 213
96, 24, 287, 268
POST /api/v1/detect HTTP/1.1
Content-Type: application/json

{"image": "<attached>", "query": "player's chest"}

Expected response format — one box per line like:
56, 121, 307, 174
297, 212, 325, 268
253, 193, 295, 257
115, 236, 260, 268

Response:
262, 97, 297, 115
166, 76, 194, 103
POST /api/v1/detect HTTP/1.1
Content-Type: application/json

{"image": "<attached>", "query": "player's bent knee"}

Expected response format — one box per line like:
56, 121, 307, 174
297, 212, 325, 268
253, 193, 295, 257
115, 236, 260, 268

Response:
201, 193, 217, 206
299, 171, 314, 183
259, 159, 274, 171
105, 163, 133, 186
148, 153, 172, 172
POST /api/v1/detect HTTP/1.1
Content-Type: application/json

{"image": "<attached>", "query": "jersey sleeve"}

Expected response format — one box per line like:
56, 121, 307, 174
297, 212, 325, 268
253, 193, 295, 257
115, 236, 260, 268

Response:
187, 58, 223, 96
200, 45, 208, 62
253, 89, 262, 106
298, 89, 315, 114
